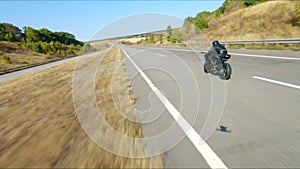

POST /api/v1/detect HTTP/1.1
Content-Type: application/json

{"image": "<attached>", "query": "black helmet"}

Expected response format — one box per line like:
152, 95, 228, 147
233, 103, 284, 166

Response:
212, 40, 219, 46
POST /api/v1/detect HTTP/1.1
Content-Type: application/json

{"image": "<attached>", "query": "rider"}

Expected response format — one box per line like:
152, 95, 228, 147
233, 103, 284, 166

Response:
206, 40, 228, 71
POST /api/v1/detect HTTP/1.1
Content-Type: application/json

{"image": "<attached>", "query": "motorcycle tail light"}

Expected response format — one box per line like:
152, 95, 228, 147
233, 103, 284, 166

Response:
224, 54, 231, 59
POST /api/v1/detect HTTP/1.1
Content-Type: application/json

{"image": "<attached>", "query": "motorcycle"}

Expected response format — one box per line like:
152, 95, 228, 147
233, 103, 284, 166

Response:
203, 52, 232, 80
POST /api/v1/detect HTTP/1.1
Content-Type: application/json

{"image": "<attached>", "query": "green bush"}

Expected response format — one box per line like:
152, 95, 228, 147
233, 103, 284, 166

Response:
67, 49, 75, 55
81, 43, 97, 54
1, 55, 11, 64
4, 33, 14, 42
296, 4, 300, 27
214, 6, 225, 18
244, 0, 256, 7
243, 0, 267, 7
169, 37, 177, 44
159, 34, 163, 44
150, 34, 155, 44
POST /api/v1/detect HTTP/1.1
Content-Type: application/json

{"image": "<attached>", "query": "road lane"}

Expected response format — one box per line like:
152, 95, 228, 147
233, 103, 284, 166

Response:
122, 46, 213, 168
122, 46, 300, 168
122, 47, 227, 168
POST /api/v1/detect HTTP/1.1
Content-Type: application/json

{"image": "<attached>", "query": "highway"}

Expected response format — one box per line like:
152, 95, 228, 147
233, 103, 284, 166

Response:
0, 45, 299, 168
121, 46, 300, 168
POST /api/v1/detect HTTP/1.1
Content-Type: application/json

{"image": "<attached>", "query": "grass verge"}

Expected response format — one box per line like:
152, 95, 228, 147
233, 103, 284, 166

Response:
0, 48, 162, 168
225, 43, 300, 51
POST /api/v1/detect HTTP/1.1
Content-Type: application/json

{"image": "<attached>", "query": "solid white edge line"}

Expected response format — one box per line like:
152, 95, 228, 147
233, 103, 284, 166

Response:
231, 53, 300, 61
253, 76, 300, 90
121, 47, 228, 169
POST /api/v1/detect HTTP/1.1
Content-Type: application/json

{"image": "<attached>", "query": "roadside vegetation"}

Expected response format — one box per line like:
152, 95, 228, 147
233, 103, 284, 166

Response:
0, 48, 162, 168
0, 23, 84, 70
0, 41, 62, 70
127, 0, 300, 50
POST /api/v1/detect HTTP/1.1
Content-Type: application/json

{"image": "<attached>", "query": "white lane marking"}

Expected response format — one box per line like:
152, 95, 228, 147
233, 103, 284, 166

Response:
133, 46, 300, 60
121, 47, 228, 169
253, 76, 300, 90
231, 53, 300, 61
156, 53, 166, 57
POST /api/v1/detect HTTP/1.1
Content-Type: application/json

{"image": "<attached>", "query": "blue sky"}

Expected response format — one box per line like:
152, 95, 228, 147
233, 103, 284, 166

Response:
0, 1, 224, 41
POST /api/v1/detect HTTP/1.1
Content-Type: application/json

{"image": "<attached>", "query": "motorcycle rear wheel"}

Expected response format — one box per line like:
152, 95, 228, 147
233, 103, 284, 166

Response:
219, 63, 231, 80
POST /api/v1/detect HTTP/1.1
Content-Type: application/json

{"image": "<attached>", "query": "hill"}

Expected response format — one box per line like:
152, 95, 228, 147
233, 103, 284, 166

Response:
128, 0, 300, 50
183, 0, 300, 41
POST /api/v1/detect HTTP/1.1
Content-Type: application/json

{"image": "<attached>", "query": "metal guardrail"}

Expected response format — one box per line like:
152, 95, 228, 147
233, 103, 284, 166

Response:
185, 38, 300, 45
0, 55, 79, 75
0, 59, 63, 75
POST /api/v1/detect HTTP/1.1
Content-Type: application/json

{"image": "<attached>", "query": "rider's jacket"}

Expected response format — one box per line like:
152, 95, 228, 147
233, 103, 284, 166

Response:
213, 43, 228, 58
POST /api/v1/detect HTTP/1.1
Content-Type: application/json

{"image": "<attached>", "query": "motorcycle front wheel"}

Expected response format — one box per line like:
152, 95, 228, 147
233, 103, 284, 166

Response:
204, 63, 209, 73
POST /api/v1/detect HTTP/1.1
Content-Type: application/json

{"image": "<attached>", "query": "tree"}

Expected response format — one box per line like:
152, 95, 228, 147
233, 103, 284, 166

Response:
0, 24, 5, 40
166, 25, 172, 37
184, 16, 194, 23
214, 6, 225, 18
24, 27, 40, 42
150, 34, 155, 44
194, 11, 211, 30
0, 23, 22, 41
39, 28, 53, 42
159, 34, 163, 44
1, 22, 83, 56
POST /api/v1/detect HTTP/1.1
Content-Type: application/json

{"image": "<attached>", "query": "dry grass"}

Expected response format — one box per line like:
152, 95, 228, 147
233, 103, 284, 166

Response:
95, 48, 142, 137
89, 40, 120, 50
120, 37, 146, 44
205, 0, 300, 41
226, 43, 300, 51
0, 48, 162, 168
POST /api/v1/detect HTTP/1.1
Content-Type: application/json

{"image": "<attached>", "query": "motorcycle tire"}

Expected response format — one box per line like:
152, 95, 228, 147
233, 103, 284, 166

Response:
204, 63, 209, 73
219, 63, 232, 80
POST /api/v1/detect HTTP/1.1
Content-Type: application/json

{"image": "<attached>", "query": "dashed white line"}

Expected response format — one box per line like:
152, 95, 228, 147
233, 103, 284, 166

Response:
156, 53, 166, 57
253, 76, 300, 90
121, 47, 228, 169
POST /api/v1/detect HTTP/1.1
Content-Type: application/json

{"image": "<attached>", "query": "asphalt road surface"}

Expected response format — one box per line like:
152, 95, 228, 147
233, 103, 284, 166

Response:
121, 45, 300, 168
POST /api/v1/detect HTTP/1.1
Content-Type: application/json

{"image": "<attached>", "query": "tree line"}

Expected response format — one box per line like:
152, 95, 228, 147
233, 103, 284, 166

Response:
0, 23, 84, 56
